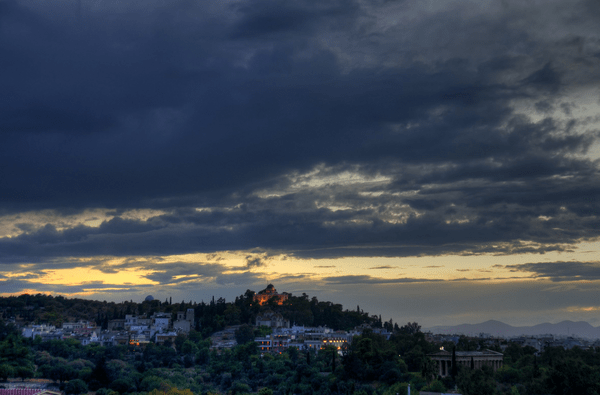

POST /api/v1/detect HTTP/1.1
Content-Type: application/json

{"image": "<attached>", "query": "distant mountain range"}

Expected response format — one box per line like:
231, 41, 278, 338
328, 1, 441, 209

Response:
425, 320, 600, 339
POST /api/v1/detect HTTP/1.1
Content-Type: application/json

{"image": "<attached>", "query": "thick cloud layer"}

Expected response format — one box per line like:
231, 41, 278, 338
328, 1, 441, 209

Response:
503, 261, 600, 282
1, 0, 600, 262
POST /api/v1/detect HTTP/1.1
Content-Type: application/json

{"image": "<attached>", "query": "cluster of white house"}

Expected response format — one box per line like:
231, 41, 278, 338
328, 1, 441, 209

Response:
254, 326, 358, 354
249, 310, 392, 354
21, 309, 195, 346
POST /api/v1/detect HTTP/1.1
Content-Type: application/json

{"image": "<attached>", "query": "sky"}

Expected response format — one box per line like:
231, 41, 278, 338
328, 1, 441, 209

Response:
1, 0, 600, 328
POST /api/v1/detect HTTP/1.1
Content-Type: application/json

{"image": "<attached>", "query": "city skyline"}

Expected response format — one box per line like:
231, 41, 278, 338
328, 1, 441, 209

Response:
1, 0, 600, 327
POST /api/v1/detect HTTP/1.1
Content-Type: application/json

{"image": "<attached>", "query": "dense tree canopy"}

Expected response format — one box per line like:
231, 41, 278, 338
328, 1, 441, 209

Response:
4, 294, 600, 394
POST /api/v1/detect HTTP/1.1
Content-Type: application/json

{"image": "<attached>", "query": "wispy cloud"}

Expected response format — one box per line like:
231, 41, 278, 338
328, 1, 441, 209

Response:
503, 261, 600, 282
323, 275, 443, 285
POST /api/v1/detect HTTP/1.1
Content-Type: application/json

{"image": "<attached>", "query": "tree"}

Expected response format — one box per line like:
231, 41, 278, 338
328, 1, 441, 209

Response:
399, 322, 421, 334
65, 379, 88, 395
180, 340, 198, 356
149, 387, 194, 395
421, 357, 438, 385
258, 388, 273, 395
457, 365, 496, 395
231, 381, 251, 395
331, 348, 336, 372
16, 365, 34, 381
404, 345, 427, 372
173, 333, 187, 353
382, 382, 410, 395
546, 358, 600, 395
0, 333, 33, 375
287, 346, 299, 362
422, 380, 446, 393
0, 363, 15, 381
89, 356, 110, 390
234, 324, 255, 345
49, 362, 77, 384
110, 377, 136, 394
139, 375, 169, 392
378, 360, 403, 384
0, 320, 19, 342
451, 347, 458, 379
533, 354, 540, 378
96, 388, 118, 395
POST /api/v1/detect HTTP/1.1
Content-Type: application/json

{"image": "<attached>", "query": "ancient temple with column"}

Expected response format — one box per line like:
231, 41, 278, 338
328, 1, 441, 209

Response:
427, 349, 503, 377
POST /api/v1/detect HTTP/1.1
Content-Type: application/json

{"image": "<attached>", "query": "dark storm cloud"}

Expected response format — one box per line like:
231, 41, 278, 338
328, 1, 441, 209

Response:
8, 272, 45, 280
0, 198, 589, 262
1, 0, 600, 261
228, 0, 359, 39
245, 254, 271, 269
504, 261, 600, 282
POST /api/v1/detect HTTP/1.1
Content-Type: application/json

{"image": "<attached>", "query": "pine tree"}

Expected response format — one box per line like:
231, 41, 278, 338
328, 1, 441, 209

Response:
533, 355, 540, 378
332, 349, 336, 372
451, 347, 458, 378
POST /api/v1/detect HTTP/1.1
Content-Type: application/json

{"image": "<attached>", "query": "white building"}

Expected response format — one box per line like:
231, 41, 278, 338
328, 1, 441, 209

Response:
173, 308, 195, 334
255, 310, 290, 328
22, 324, 56, 338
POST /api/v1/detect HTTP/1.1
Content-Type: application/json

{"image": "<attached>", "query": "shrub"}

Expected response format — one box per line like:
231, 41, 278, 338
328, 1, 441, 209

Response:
65, 379, 88, 395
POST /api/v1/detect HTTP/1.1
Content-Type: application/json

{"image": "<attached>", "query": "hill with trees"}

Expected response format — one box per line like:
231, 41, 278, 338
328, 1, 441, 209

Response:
0, 291, 380, 336
2, 292, 600, 394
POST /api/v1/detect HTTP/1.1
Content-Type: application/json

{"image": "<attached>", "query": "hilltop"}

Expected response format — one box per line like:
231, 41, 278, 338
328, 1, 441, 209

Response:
0, 289, 380, 336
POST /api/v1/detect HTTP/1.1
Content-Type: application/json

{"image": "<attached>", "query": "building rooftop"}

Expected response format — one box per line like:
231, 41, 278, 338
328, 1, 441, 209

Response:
428, 349, 503, 357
